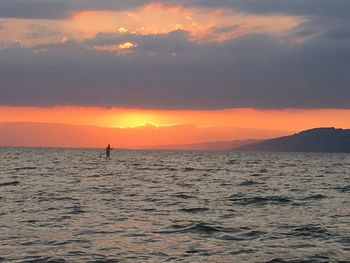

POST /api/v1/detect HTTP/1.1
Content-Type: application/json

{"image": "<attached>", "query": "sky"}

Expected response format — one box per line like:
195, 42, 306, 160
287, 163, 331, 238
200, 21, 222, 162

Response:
0, 0, 349, 147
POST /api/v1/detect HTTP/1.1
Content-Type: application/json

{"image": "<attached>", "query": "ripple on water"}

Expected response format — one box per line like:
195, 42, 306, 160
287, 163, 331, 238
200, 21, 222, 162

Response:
87, 259, 120, 263
21, 256, 66, 263
299, 194, 328, 201
67, 205, 86, 215
263, 259, 290, 263
228, 194, 292, 206
219, 229, 266, 241
334, 185, 350, 193
238, 180, 263, 186
230, 248, 255, 255
178, 207, 209, 213
183, 167, 196, 172
158, 222, 266, 243
160, 222, 230, 235
290, 225, 332, 239
0, 181, 20, 187
171, 193, 198, 199
279, 224, 333, 239
264, 253, 341, 263
12, 166, 37, 172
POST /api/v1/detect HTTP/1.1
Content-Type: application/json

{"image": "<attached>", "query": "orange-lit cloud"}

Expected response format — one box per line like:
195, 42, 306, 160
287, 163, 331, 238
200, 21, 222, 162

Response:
93, 41, 137, 54
67, 3, 302, 42
0, 3, 303, 46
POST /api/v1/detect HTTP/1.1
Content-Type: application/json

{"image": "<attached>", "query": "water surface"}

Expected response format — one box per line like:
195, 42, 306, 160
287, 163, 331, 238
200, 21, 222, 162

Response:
0, 148, 349, 262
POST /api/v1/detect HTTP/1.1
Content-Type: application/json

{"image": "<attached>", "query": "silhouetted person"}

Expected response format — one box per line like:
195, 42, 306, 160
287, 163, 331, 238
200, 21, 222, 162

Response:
106, 144, 111, 159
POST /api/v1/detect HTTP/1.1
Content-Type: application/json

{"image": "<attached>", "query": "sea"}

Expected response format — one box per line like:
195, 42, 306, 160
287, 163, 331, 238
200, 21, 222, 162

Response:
0, 148, 349, 263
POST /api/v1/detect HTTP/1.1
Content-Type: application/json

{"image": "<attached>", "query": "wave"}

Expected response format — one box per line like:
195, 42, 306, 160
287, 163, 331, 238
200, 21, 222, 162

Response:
264, 253, 337, 263
263, 259, 290, 263
238, 180, 262, 186
279, 224, 332, 239
135, 167, 177, 171
299, 194, 328, 201
334, 185, 350, 193
171, 193, 197, 199
158, 222, 266, 241
183, 167, 196, 172
179, 207, 209, 213
13, 166, 37, 172
227, 159, 239, 165
64, 205, 86, 215
290, 225, 332, 239
228, 194, 292, 206
220, 229, 266, 241
87, 260, 120, 263
20, 256, 66, 263
0, 181, 20, 187
229, 248, 255, 255
159, 222, 232, 235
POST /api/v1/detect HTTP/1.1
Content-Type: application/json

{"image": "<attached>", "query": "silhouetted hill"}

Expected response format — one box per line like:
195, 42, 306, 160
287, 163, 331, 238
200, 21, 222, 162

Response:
236, 127, 350, 153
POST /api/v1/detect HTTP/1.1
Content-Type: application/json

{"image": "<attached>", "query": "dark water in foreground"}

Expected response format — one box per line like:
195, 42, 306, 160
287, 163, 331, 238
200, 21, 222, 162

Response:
0, 148, 349, 262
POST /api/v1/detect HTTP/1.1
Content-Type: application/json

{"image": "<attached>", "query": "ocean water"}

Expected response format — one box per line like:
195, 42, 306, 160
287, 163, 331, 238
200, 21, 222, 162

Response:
0, 148, 349, 263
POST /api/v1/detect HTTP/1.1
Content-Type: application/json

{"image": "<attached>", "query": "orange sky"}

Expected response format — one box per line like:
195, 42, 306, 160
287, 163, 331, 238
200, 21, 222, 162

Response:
1, 106, 349, 130
0, 106, 349, 147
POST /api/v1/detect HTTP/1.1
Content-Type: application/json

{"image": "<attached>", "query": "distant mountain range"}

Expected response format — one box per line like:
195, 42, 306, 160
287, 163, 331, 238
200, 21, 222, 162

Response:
144, 127, 350, 153
236, 127, 350, 153
138, 139, 261, 151
0, 122, 287, 149
0, 123, 348, 153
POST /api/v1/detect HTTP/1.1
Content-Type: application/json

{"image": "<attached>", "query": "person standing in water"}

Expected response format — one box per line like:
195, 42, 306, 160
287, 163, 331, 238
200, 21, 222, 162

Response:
105, 144, 111, 159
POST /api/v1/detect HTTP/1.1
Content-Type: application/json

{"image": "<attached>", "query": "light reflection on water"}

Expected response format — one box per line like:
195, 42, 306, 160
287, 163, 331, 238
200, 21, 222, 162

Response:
0, 148, 349, 262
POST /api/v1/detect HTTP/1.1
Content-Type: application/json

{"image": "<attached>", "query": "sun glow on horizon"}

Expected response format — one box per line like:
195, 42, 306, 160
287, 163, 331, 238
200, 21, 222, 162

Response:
112, 111, 175, 128
1, 106, 350, 131
1, 106, 350, 148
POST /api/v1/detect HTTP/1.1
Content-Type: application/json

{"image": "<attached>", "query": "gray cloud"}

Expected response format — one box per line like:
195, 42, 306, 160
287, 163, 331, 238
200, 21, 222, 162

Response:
0, 0, 70, 19
25, 25, 62, 39
0, 0, 349, 109
0, 0, 349, 20
0, 0, 150, 19
0, 30, 349, 109
183, 0, 350, 18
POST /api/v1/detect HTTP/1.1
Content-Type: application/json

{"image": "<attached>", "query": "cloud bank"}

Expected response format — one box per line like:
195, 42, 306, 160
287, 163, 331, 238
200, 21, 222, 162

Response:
0, 0, 349, 109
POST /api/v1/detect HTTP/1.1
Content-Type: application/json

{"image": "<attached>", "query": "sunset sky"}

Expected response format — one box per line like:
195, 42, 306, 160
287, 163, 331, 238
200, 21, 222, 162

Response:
0, 0, 349, 148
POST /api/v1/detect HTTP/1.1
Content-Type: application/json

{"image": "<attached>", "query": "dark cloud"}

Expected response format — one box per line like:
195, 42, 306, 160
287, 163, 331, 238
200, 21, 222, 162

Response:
0, 0, 349, 109
0, 0, 70, 19
0, 0, 349, 20
187, 0, 350, 43
326, 27, 350, 40
0, 0, 150, 19
0, 30, 349, 109
183, 0, 350, 18
27, 30, 62, 39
